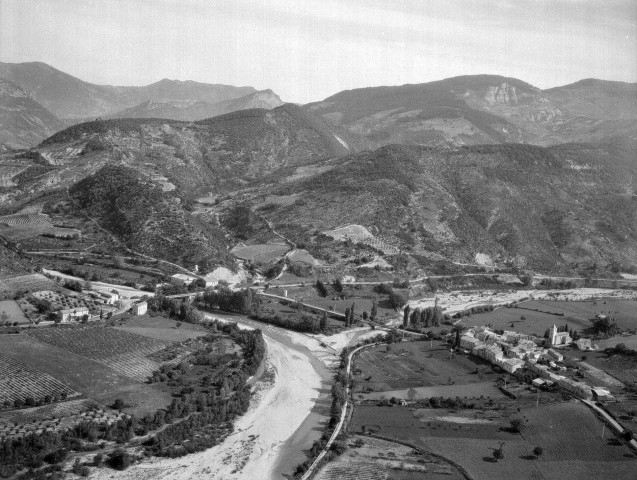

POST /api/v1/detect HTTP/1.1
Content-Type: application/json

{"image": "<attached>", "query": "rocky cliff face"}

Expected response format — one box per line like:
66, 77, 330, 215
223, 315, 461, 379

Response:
0, 78, 64, 148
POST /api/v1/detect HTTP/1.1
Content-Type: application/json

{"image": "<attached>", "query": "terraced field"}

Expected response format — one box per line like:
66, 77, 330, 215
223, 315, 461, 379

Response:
0, 354, 78, 406
25, 325, 192, 381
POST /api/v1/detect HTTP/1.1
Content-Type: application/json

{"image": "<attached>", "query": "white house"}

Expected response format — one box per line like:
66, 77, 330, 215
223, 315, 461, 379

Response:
57, 307, 90, 322
132, 302, 147, 316
171, 274, 197, 286
547, 349, 564, 362
98, 291, 119, 305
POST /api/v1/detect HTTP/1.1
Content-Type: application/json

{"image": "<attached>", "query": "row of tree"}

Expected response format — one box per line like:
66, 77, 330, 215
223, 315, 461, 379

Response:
402, 305, 444, 330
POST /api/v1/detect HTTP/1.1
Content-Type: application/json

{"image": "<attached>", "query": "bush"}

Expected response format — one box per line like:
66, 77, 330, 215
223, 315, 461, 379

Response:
108, 449, 132, 470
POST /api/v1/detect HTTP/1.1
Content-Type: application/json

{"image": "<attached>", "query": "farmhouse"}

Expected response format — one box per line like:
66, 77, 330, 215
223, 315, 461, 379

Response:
132, 301, 147, 315
98, 291, 119, 305
591, 387, 614, 401
171, 273, 197, 286
57, 307, 89, 322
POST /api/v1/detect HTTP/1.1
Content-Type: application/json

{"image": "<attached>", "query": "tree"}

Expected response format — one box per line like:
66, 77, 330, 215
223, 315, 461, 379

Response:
492, 443, 504, 462
533, 446, 543, 459
344, 307, 350, 327
113, 399, 125, 410
407, 387, 417, 401
320, 312, 328, 332
403, 305, 410, 328
370, 298, 378, 322
389, 290, 408, 310
108, 449, 132, 470
316, 279, 328, 297
332, 278, 343, 293
510, 418, 524, 433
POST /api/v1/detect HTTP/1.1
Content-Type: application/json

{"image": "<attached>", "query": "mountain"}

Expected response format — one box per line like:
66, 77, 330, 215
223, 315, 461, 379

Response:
0, 77, 64, 148
544, 79, 637, 120
107, 89, 284, 122
306, 75, 637, 148
0, 62, 261, 120
228, 139, 637, 273
0, 104, 355, 269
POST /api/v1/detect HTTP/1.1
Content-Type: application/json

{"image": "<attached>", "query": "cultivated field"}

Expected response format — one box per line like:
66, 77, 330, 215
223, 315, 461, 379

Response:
0, 354, 78, 406
31, 290, 100, 314
0, 273, 62, 298
25, 325, 182, 381
0, 331, 174, 415
231, 242, 289, 262
352, 341, 499, 393
0, 299, 29, 324
114, 314, 209, 342
314, 434, 465, 480
0, 212, 81, 241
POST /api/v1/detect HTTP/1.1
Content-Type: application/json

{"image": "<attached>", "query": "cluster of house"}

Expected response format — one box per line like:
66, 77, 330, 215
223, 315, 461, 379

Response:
460, 325, 601, 400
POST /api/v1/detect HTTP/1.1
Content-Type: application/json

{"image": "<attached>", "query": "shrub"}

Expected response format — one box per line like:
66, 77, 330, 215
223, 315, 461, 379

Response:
108, 449, 132, 470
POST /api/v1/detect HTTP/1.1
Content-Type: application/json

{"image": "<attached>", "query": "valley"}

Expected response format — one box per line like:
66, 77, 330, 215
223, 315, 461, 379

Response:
0, 61, 636, 480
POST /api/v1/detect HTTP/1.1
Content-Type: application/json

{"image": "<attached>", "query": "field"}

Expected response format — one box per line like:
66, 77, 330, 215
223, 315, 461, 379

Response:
350, 401, 637, 480
0, 212, 81, 241
30, 290, 101, 315
0, 354, 79, 406
0, 334, 172, 414
352, 341, 500, 393
114, 314, 209, 342
25, 325, 187, 381
456, 298, 637, 336
0, 273, 63, 298
267, 282, 400, 324
0, 299, 29, 324
314, 435, 465, 480
230, 242, 290, 262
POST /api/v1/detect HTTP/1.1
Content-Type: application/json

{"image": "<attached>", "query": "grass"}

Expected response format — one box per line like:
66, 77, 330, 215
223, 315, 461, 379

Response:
230, 243, 289, 263
458, 298, 637, 337
114, 314, 209, 342
0, 300, 29, 324
349, 399, 637, 480
268, 283, 398, 323
315, 434, 464, 480
352, 341, 500, 393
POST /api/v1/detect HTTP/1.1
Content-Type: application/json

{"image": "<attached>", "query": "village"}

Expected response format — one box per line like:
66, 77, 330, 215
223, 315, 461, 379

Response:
459, 323, 612, 401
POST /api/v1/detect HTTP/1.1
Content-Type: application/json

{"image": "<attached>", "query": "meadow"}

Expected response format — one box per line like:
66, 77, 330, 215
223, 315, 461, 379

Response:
457, 298, 637, 336
314, 434, 464, 480
0, 300, 29, 324
350, 400, 637, 480
352, 341, 499, 393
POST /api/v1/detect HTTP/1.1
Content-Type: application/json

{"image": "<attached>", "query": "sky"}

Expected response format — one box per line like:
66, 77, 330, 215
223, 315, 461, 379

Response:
1, 0, 636, 103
